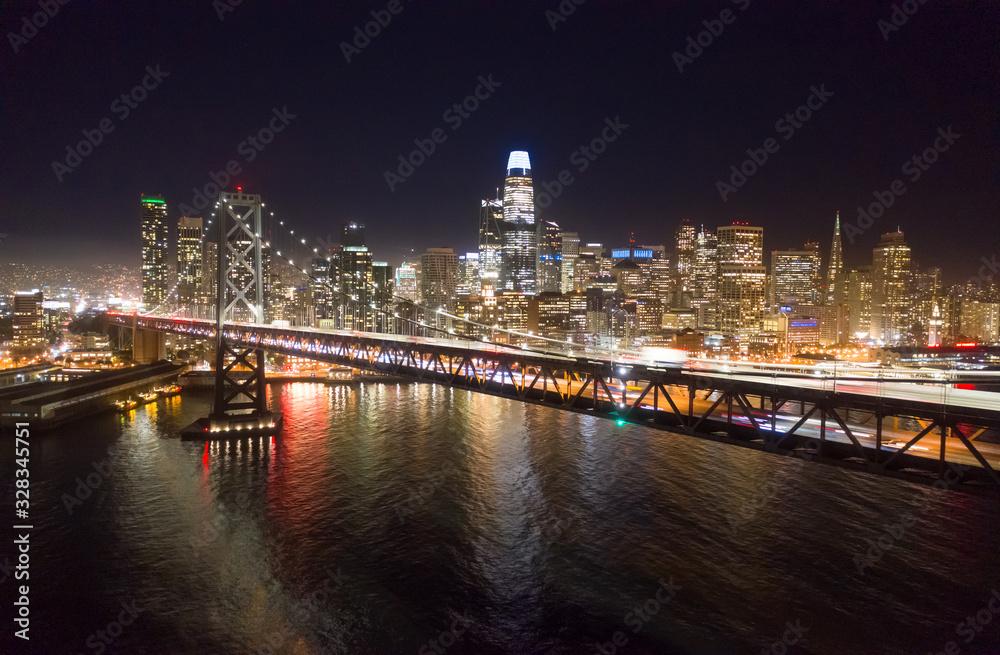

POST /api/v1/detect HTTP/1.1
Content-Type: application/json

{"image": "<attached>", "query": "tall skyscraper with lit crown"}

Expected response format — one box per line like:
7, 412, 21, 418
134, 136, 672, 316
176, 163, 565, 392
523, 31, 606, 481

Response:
501, 150, 537, 295
141, 194, 169, 311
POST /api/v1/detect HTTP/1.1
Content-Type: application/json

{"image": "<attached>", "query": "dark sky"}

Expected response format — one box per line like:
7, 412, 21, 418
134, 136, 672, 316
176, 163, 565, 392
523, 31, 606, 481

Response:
2, 1, 997, 280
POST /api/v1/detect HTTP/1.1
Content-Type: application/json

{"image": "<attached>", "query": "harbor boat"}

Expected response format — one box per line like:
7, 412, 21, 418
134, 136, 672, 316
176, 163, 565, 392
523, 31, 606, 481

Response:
137, 391, 158, 403
155, 384, 182, 398
114, 398, 139, 412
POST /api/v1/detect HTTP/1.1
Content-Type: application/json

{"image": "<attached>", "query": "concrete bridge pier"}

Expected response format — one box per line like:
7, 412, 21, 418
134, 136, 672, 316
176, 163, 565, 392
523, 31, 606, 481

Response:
133, 328, 167, 364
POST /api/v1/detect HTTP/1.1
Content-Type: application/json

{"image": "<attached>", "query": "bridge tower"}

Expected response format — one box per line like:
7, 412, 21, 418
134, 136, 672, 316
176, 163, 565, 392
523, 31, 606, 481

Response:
181, 190, 282, 438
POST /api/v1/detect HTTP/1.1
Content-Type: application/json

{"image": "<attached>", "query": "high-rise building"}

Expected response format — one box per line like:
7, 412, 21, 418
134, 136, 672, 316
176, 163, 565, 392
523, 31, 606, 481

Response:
177, 216, 203, 315
770, 246, 821, 312
642, 245, 672, 301
559, 231, 580, 293
826, 211, 843, 304
478, 198, 504, 293
395, 262, 418, 302
500, 151, 537, 295
675, 219, 696, 292
338, 222, 374, 331
372, 261, 394, 332
141, 194, 169, 311
716, 223, 766, 344
847, 266, 873, 339
537, 219, 562, 293
457, 253, 480, 296
870, 231, 912, 344
200, 240, 218, 316
310, 257, 333, 322
420, 248, 458, 313
13, 291, 44, 348
691, 226, 718, 329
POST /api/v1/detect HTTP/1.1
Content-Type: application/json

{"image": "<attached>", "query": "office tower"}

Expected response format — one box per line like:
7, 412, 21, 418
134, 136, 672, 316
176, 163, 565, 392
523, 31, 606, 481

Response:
309, 257, 332, 322
339, 222, 374, 331
770, 246, 821, 312
537, 219, 562, 293
395, 262, 418, 302
141, 194, 169, 311
479, 198, 504, 295
643, 245, 673, 300
200, 241, 218, 317
613, 259, 643, 299
500, 151, 537, 294
716, 223, 766, 344
870, 231, 912, 344
420, 248, 458, 313
372, 261, 394, 332
826, 211, 843, 304
457, 253, 480, 296
559, 231, 580, 293
847, 266, 873, 339
13, 291, 44, 348
575, 244, 605, 287
177, 216, 203, 315
675, 219, 696, 291
611, 246, 654, 290
691, 226, 718, 328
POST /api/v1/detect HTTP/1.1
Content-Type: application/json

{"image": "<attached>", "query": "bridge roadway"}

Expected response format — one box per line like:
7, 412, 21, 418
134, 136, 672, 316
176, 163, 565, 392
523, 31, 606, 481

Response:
109, 313, 1000, 490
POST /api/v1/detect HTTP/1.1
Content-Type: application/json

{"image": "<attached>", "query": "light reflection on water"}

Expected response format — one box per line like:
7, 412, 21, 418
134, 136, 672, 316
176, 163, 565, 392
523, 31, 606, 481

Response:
2, 381, 999, 654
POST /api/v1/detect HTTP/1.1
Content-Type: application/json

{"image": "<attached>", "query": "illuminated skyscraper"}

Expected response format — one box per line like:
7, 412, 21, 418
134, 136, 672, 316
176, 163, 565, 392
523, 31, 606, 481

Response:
675, 219, 696, 291
559, 231, 580, 293
870, 231, 912, 344
537, 219, 562, 293
826, 211, 843, 304
338, 222, 374, 331
395, 262, 418, 302
770, 246, 821, 311
478, 198, 504, 297
501, 151, 537, 295
457, 253, 480, 296
310, 257, 332, 322
13, 291, 44, 348
716, 223, 765, 344
420, 248, 458, 313
177, 215, 203, 315
847, 266, 873, 339
141, 194, 169, 311
372, 261, 394, 332
691, 226, 718, 328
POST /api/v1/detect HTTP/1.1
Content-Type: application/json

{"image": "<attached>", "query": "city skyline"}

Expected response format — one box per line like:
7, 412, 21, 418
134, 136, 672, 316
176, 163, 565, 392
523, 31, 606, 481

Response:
2, 3, 997, 280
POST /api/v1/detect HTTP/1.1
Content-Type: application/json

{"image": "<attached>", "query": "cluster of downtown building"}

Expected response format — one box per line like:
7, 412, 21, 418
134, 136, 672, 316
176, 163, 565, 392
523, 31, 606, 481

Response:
138, 151, 1000, 360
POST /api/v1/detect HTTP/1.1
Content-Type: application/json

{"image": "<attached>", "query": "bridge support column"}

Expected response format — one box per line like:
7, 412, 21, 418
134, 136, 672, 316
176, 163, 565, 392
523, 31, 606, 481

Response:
133, 328, 166, 364
181, 189, 281, 439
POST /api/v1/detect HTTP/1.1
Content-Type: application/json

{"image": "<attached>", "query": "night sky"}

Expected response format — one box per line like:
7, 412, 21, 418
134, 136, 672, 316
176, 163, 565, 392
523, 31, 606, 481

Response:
2, 1, 997, 279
